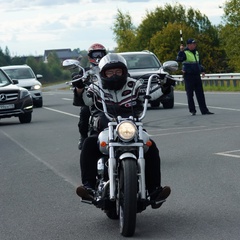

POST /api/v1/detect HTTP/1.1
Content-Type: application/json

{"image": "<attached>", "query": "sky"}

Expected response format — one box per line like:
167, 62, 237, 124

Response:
0, 0, 226, 57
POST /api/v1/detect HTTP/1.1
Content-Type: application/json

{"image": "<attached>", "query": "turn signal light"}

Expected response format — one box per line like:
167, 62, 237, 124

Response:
100, 141, 107, 147
146, 140, 152, 147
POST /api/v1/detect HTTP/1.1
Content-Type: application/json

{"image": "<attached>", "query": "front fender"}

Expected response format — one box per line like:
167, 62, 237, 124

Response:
119, 152, 137, 160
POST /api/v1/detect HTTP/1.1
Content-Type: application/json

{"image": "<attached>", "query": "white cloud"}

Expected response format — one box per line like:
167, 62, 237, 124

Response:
0, 0, 225, 56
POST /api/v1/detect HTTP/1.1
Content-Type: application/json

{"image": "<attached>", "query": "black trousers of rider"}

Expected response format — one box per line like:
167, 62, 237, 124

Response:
79, 135, 161, 192
78, 106, 91, 138
184, 74, 209, 114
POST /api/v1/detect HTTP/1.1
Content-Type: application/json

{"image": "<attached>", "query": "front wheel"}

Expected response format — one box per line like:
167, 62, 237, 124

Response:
119, 159, 137, 237
19, 112, 32, 123
34, 99, 43, 108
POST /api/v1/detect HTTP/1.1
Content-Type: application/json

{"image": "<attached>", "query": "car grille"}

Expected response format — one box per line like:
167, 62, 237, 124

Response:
143, 78, 159, 85
0, 92, 18, 103
23, 86, 31, 90
140, 75, 161, 86
134, 73, 166, 86
0, 109, 23, 116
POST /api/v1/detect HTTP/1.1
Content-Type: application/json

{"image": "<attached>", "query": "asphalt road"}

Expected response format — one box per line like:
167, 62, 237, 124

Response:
1, 86, 240, 240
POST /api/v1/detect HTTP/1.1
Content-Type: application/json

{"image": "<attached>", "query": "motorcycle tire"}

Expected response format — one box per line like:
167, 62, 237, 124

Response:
119, 159, 137, 237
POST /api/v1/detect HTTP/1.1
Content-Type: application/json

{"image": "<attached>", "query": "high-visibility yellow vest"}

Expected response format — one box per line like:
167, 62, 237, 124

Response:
184, 50, 200, 63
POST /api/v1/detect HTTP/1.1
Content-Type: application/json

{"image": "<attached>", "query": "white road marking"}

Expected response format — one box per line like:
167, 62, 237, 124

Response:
62, 98, 72, 101
215, 149, 240, 159
43, 106, 79, 118
175, 102, 240, 112
150, 125, 240, 137
0, 130, 77, 186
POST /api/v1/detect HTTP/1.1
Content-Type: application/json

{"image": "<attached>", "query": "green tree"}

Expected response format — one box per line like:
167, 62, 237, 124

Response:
11, 56, 27, 65
150, 22, 196, 71
112, 9, 137, 52
4, 47, 11, 65
0, 48, 10, 66
112, 3, 225, 73
136, 3, 218, 50
0, 45, 70, 83
219, 0, 240, 71
43, 52, 61, 82
135, 3, 186, 50
26, 56, 40, 73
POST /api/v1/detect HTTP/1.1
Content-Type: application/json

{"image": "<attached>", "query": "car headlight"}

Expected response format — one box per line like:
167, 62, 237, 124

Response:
20, 89, 30, 99
31, 84, 41, 90
116, 121, 137, 141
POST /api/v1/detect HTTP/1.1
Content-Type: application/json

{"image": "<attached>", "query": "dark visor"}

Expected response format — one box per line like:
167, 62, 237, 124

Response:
91, 51, 105, 58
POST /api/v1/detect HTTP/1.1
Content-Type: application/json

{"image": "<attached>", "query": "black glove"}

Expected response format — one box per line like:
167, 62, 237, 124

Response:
72, 79, 84, 88
71, 71, 85, 88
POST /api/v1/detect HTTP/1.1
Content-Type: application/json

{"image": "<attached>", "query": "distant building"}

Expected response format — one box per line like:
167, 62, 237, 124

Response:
43, 48, 79, 63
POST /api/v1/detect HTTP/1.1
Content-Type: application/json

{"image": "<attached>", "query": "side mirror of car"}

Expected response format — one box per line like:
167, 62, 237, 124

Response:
162, 61, 178, 72
36, 74, 43, 80
12, 79, 19, 84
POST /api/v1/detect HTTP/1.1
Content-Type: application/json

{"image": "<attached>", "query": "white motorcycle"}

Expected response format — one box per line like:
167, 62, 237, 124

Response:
63, 59, 177, 237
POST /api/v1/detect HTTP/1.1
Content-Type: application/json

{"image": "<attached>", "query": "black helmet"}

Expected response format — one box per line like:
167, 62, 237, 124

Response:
99, 53, 128, 90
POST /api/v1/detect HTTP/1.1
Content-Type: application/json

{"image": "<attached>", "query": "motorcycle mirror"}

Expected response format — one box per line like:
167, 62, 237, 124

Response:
62, 59, 80, 69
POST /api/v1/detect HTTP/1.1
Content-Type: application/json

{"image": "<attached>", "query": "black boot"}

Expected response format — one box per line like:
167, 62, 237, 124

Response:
150, 186, 171, 209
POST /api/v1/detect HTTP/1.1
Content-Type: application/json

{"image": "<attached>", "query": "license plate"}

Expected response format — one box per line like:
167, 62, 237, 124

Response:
0, 104, 15, 110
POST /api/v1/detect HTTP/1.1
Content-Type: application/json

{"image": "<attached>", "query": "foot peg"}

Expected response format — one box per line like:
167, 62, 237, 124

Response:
81, 199, 93, 205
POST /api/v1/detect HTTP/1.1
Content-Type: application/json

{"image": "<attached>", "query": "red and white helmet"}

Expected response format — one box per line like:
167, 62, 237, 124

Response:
88, 43, 107, 66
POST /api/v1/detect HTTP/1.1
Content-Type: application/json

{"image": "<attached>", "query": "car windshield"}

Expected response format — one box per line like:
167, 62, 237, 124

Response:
0, 70, 11, 87
4, 68, 35, 80
121, 54, 161, 70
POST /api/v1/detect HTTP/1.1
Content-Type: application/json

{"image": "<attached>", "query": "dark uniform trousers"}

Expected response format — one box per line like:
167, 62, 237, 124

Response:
184, 73, 209, 114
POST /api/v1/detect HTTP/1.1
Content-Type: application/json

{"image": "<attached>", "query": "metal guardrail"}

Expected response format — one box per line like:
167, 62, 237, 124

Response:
173, 73, 240, 88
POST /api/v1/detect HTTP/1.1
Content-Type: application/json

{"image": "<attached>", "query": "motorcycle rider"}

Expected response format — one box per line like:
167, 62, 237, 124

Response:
75, 53, 173, 209
72, 43, 107, 150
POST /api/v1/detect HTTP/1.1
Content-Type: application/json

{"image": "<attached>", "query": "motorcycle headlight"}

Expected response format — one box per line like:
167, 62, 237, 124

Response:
116, 121, 137, 141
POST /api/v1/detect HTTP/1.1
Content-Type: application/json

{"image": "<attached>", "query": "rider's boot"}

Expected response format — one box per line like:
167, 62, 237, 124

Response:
76, 185, 94, 201
150, 186, 171, 209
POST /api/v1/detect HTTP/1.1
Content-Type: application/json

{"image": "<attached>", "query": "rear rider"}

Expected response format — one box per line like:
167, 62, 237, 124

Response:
72, 43, 107, 150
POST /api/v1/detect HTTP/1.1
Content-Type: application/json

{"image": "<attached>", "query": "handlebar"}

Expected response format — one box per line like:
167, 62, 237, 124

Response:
97, 73, 158, 122
62, 59, 160, 122
139, 74, 159, 120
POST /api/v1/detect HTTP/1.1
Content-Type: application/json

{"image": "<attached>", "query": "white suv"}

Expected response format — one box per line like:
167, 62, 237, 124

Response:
1, 65, 43, 107
119, 51, 177, 108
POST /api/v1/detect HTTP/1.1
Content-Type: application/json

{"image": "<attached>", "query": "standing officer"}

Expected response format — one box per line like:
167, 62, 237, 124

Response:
176, 38, 214, 115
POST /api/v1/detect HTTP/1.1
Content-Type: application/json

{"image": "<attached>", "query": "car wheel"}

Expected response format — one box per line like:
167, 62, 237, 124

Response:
35, 99, 43, 108
150, 99, 161, 108
162, 96, 174, 109
19, 112, 32, 123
